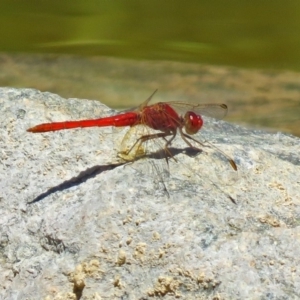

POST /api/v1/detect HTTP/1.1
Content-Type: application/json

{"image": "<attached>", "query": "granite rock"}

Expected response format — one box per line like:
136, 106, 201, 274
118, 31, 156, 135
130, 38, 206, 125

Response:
1, 88, 299, 299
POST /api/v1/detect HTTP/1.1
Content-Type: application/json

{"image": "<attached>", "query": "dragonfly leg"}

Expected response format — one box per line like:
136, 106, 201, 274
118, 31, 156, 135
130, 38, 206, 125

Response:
123, 131, 176, 162
179, 128, 204, 150
161, 130, 178, 164
179, 128, 237, 171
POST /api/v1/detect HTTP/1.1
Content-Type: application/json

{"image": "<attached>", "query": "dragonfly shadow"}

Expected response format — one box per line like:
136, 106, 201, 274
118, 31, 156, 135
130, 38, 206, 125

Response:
143, 146, 202, 161
27, 162, 126, 204
27, 147, 202, 204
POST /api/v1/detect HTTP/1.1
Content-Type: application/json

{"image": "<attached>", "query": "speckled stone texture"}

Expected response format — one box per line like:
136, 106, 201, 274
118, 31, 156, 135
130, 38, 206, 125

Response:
1, 88, 299, 300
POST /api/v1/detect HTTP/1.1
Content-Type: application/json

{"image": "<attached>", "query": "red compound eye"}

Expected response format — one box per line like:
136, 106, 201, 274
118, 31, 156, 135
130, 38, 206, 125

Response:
184, 111, 203, 135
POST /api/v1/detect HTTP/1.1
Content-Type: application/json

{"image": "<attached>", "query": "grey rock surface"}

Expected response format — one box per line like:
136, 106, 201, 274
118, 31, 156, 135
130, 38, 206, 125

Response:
1, 87, 300, 299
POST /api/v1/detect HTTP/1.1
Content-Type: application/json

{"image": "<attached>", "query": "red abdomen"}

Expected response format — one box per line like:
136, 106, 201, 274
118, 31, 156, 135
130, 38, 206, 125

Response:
27, 112, 139, 133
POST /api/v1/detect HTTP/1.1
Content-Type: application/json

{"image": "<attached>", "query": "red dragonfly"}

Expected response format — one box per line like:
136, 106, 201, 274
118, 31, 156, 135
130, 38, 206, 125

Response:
27, 90, 237, 171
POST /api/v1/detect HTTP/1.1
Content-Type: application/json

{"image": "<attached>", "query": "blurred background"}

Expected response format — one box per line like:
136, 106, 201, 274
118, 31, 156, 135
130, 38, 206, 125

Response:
1, 0, 300, 135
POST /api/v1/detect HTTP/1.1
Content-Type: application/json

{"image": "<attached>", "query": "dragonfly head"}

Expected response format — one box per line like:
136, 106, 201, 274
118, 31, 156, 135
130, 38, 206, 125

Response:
183, 111, 203, 135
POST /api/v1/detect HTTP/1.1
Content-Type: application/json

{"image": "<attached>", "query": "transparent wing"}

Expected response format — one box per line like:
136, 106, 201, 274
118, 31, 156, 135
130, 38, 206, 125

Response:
117, 125, 168, 161
115, 124, 171, 197
118, 90, 158, 114
165, 101, 228, 120
119, 91, 227, 120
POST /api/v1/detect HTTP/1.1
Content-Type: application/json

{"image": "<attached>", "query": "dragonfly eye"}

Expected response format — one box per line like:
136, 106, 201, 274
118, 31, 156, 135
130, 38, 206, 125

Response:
184, 111, 203, 135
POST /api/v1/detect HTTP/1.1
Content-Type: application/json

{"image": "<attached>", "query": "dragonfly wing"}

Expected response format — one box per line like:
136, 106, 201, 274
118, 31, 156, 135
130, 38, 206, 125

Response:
118, 90, 159, 114
117, 124, 171, 196
117, 125, 149, 161
118, 92, 227, 120
117, 124, 170, 163
139, 89, 158, 109
165, 101, 228, 120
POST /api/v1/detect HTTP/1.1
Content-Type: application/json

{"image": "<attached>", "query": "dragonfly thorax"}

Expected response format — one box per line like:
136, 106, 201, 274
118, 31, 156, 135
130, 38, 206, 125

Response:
183, 111, 203, 135
141, 103, 182, 132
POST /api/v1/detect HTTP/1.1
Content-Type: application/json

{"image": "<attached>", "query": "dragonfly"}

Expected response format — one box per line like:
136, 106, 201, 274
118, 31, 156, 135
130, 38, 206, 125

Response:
27, 90, 237, 171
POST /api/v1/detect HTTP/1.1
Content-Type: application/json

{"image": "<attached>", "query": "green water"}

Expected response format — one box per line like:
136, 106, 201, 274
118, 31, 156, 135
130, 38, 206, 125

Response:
1, 0, 300, 70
